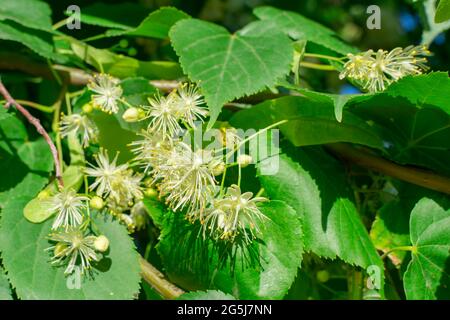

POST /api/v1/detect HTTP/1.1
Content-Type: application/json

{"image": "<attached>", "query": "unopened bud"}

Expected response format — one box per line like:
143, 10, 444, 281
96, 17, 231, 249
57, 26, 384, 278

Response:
237, 154, 253, 168
211, 161, 225, 176
90, 196, 104, 210
122, 107, 145, 123
144, 187, 158, 200
316, 270, 330, 283
82, 103, 94, 114
94, 235, 109, 252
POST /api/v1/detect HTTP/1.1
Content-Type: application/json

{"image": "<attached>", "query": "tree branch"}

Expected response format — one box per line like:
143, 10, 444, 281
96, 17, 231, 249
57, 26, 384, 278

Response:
139, 256, 184, 299
0, 81, 64, 189
326, 143, 450, 195
0, 52, 285, 103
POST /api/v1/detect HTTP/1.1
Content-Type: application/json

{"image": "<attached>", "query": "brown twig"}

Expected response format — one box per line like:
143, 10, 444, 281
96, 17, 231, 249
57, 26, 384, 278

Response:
139, 256, 184, 299
0, 81, 64, 189
0, 53, 284, 104
326, 143, 450, 195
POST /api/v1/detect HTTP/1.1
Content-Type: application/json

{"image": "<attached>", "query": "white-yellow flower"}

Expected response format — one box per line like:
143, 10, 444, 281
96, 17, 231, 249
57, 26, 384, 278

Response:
201, 185, 268, 243
50, 189, 88, 230
175, 83, 208, 128
85, 148, 128, 198
130, 130, 174, 174
87, 74, 123, 114
143, 94, 182, 139
59, 113, 98, 147
155, 142, 219, 217
48, 228, 99, 275
86, 149, 143, 210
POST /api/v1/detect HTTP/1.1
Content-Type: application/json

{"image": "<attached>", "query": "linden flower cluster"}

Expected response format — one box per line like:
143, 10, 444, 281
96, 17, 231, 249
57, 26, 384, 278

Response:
43, 188, 110, 275
339, 45, 431, 92
131, 83, 268, 243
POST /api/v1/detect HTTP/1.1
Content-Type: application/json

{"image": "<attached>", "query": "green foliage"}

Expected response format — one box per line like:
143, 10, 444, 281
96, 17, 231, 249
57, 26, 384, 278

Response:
0, 108, 53, 207
0, 21, 55, 59
170, 18, 293, 126
349, 73, 450, 176
241, 6, 357, 55
0, 0, 52, 31
257, 149, 384, 291
230, 96, 383, 149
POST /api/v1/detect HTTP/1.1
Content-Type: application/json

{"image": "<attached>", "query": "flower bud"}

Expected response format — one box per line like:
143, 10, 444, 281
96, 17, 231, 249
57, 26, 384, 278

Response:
90, 196, 104, 210
237, 154, 253, 168
119, 39, 129, 48
122, 107, 144, 123
94, 235, 109, 252
82, 103, 94, 114
211, 161, 225, 176
144, 187, 159, 200
316, 270, 330, 283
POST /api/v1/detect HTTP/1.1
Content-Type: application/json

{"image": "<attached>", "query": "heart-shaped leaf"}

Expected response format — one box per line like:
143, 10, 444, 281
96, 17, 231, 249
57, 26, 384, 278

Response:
169, 18, 293, 126
404, 198, 450, 300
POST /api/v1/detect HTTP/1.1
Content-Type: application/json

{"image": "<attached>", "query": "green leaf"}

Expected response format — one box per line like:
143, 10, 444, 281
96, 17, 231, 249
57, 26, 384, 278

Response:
230, 96, 383, 149
436, 0, 450, 23
157, 200, 303, 299
370, 201, 412, 265
257, 147, 384, 289
0, 111, 53, 207
241, 6, 357, 55
78, 5, 189, 39
0, 201, 141, 300
0, 20, 55, 59
169, 18, 293, 127
0, 267, 12, 300
403, 198, 450, 299
0, 0, 53, 31
383, 73, 450, 115
349, 73, 450, 176
143, 198, 165, 229
77, 2, 150, 30
370, 182, 450, 266
281, 82, 361, 122
178, 290, 236, 300
106, 7, 190, 39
